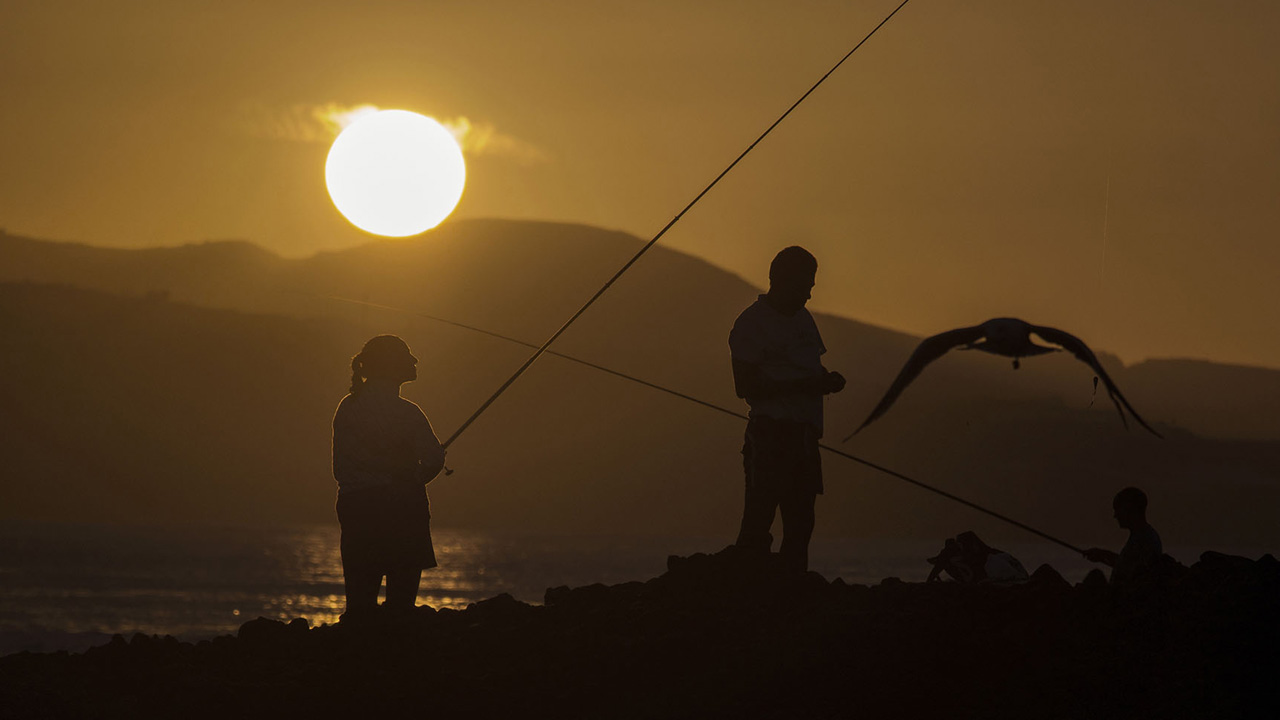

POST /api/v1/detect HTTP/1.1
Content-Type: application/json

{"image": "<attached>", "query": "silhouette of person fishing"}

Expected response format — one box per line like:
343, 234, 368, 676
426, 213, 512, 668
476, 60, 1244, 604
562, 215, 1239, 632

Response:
1083, 487, 1162, 584
332, 335, 446, 619
729, 246, 845, 572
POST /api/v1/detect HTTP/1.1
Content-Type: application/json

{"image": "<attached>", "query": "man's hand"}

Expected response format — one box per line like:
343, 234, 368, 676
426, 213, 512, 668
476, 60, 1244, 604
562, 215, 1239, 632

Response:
733, 360, 846, 398
1083, 548, 1117, 566
821, 371, 846, 395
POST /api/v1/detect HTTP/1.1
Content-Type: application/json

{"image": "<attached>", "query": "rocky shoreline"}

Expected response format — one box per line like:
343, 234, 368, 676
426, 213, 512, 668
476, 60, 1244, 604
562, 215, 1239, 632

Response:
2, 548, 1278, 719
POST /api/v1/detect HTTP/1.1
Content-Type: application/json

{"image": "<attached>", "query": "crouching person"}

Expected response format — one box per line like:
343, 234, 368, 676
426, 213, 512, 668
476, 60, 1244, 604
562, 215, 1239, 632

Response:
926, 531, 1029, 584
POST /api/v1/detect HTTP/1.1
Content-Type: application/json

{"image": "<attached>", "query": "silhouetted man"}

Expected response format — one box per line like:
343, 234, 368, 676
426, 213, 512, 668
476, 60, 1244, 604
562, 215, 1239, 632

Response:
729, 246, 845, 572
1084, 487, 1162, 584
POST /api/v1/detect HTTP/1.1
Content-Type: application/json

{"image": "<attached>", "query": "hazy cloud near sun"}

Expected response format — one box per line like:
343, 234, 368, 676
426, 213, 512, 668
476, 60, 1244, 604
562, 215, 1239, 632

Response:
440, 116, 550, 165
233, 101, 549, 164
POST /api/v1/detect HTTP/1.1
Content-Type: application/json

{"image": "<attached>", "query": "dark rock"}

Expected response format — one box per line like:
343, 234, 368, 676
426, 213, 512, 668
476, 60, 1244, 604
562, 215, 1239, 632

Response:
470, 592, 533, 616
1148, 553, 1189, 584
1028, 563, 1071, 593
1079, 567, 1109, 591
1195, 550, 1255, 575
237, 617, 291, 645
544, 585, 571, 606
6, 548, 1280, 720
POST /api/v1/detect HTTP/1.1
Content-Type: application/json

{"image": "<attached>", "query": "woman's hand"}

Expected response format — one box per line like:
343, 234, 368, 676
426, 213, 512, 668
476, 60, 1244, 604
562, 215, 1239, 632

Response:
419, 450, 447, 484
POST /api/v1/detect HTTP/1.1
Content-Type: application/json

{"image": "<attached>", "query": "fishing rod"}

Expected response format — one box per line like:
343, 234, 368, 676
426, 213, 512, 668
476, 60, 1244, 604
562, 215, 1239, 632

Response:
316, 292, 1086, 555
438, 0, 914, 451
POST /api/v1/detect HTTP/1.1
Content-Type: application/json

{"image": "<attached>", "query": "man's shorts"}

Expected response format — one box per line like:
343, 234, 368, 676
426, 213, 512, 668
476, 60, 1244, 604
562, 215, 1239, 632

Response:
742, 416, 823, 495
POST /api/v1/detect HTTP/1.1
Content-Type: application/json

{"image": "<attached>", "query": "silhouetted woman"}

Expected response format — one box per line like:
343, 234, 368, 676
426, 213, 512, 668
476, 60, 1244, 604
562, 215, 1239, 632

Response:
332, 335, 446, 619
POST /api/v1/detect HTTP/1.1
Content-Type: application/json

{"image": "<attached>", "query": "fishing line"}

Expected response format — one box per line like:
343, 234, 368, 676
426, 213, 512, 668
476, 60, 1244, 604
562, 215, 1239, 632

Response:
316, 291, 1085, 555
439, 0, 914, 450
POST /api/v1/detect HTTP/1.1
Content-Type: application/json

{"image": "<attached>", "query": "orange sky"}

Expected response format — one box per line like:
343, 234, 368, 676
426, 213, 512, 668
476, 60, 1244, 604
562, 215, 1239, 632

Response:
2, 0, 1278, 368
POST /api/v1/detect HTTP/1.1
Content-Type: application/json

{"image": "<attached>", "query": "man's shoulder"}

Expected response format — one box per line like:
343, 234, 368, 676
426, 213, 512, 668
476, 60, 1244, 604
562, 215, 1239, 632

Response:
797, 306, 819, 328
1141, 525, 1163, 551
733, 296, 771, 322
1123, 525, 1162, 557
731, 297, 769, 334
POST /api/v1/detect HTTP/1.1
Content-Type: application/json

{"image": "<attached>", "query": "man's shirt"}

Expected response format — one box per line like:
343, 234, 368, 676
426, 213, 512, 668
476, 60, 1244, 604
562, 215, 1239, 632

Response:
729, 294, 827, 435
1112, 524, 1163, 584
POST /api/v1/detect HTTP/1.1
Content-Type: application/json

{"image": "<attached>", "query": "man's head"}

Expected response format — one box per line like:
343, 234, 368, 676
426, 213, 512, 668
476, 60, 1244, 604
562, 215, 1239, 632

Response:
767, 246, 817, 315
1112, 486, 1148, 529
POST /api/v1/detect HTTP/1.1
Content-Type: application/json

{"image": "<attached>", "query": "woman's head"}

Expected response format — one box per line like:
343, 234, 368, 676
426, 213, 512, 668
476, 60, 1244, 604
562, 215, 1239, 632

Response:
349, 335, 418, 394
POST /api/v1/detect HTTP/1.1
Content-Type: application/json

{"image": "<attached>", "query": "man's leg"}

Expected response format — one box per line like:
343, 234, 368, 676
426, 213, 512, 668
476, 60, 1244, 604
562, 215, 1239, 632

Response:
778, 487, 817, 572
735, 423, 779, 553
735, 480, 778, 553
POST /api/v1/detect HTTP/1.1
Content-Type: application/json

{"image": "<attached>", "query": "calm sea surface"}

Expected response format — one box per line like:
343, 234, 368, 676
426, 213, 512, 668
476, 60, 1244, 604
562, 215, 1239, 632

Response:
0, 521, 1233, 655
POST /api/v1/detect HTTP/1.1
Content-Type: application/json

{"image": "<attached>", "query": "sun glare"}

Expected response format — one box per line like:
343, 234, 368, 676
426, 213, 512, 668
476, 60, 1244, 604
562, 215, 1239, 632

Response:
325, 110, 466, 237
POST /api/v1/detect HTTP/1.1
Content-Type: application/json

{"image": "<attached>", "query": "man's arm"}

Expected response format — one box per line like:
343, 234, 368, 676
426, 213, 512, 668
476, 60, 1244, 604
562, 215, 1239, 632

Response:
732, 359, 844, 399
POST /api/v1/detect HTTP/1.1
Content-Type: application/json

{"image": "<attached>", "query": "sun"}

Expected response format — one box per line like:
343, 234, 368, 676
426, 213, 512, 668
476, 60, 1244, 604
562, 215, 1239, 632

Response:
325, 110, 466, 237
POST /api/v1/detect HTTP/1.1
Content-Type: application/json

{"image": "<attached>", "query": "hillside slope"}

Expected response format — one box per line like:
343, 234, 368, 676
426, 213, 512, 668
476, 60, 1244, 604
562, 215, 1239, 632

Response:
2, 222, 1278, 546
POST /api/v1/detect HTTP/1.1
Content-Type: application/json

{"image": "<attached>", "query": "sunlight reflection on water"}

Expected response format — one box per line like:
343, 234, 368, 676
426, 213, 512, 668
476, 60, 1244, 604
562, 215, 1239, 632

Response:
0, 520, 1254, 655
1, 522, 711, 643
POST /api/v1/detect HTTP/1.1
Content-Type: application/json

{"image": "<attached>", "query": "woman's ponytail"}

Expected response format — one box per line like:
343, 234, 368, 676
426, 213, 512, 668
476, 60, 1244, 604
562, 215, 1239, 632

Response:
348, 335, 411, 394
348, 354, 365, 394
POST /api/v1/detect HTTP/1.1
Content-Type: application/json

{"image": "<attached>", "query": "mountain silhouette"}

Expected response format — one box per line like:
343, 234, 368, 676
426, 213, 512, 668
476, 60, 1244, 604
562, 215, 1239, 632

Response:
1, 222, 1278, 546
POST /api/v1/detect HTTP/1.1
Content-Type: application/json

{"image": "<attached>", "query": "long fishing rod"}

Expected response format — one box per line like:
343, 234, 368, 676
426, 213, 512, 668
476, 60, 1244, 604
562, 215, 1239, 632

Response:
439, 0, 914, 450
317, 292, 1085, 555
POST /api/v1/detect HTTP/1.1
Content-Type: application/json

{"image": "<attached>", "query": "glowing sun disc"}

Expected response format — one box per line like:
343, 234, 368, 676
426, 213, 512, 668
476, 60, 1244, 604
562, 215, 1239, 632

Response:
325, 110, 466, 237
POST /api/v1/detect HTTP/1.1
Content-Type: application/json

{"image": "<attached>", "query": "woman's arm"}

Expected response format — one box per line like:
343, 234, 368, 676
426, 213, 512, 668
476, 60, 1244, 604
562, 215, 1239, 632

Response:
414, 411, 447, 484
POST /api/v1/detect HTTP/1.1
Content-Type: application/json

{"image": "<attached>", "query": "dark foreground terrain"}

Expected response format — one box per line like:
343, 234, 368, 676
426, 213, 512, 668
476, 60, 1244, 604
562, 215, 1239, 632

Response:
2, 549, 1277, 719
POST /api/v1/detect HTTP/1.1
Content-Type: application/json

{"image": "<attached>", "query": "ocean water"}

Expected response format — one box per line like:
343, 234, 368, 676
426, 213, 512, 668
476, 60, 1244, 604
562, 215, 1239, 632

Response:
0, 521, 1220, 656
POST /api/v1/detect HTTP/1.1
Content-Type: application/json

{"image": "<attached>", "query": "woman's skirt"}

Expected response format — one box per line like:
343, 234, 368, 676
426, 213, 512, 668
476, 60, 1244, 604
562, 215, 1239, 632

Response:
336, 483, 437, 572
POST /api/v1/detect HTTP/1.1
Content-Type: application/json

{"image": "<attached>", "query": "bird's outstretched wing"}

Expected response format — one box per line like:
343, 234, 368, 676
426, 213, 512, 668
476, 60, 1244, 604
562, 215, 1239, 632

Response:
1030, 324, 1163, 438
843, 325, 987, 441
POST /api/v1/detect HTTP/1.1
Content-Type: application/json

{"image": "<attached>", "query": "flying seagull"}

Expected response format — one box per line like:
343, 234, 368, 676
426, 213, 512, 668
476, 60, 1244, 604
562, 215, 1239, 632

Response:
843, 317, 1162, 441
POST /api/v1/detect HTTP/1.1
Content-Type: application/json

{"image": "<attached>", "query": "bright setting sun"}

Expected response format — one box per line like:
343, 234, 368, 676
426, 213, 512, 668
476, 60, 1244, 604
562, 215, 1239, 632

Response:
324, 109, 466, 237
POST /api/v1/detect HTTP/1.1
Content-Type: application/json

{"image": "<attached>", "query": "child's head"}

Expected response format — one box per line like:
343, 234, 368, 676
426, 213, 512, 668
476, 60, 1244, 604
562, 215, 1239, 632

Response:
1112, 486, 1148, 529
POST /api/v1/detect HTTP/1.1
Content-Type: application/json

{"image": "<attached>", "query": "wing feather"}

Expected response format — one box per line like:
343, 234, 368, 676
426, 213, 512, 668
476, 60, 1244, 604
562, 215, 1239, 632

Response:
843, 325, 986, 441
1031, 324, 1163, 438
